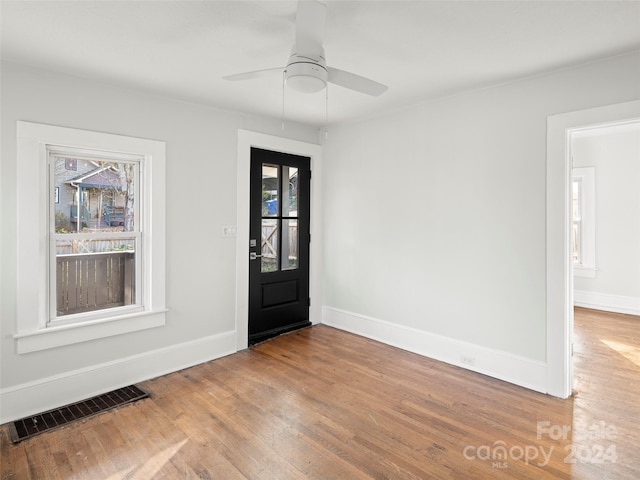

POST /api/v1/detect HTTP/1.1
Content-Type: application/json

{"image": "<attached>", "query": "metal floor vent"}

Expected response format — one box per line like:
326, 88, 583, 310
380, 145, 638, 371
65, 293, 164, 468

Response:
9, 385, 149, 443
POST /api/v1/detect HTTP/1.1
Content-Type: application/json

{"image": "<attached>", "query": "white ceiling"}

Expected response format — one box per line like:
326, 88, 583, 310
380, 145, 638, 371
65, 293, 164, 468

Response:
2, 0, 639, 127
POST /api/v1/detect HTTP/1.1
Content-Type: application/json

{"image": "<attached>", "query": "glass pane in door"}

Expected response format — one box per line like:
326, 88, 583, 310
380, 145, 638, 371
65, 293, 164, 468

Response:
262, 164, 279, 217
281, 219, 298, 270
261, 218, 278, 273
282, 166, 298, 217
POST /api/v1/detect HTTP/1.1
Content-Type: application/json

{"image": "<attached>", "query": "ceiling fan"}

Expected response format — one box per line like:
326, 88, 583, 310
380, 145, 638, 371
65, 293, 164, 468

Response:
223, 0, 388, 96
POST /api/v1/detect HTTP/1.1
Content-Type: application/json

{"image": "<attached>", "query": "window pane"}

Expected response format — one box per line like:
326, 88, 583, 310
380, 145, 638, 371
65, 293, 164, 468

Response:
56, 238, 135, 316
572, 223, 581, 263
282, 219, 298, 270
261, 219, 278, 273
572, 180, 581, 221
282, 166, 299, 217
572, 179, 582, 264
53, 157, 136, 233
262, 164, 279, 217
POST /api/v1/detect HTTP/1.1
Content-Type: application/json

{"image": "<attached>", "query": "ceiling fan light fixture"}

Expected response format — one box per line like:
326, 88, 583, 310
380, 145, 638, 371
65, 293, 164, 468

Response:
285, 62, 327, 93
223, 1, 387, 97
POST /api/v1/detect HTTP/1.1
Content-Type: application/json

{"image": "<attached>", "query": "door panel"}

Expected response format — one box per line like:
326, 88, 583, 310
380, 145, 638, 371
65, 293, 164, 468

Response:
249, 148, 310, 344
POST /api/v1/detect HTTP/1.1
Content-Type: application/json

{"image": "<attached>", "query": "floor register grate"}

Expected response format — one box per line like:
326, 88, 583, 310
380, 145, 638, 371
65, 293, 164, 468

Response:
9, 384, 149, 443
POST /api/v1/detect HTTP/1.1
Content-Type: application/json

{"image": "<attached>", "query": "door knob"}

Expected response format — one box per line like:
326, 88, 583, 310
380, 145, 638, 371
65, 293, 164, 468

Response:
250, 252, 263, 261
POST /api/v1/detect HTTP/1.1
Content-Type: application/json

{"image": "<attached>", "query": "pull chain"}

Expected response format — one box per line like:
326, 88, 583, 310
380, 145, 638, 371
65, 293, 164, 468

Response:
282, 70, 286, 131
324, 83, 329, 139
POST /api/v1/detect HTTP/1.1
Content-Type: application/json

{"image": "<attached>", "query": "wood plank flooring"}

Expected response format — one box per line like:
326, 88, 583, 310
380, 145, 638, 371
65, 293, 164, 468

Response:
2, 307, 639, 479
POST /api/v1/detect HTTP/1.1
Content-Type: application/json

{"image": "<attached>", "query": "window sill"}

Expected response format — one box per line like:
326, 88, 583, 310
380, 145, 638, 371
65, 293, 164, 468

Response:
573, 265, 597, 278
14, 309, 168, 354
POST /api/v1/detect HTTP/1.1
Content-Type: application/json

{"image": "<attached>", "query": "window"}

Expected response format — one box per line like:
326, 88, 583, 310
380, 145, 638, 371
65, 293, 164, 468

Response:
572, 167, 596, 277
571, 178, 582, 263
16, 122, 166, 353
49, 147, 142, 324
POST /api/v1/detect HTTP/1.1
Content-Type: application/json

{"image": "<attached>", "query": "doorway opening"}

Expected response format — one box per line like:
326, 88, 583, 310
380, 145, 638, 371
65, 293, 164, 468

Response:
570, 121, 640, 316
546, 100, 640, 398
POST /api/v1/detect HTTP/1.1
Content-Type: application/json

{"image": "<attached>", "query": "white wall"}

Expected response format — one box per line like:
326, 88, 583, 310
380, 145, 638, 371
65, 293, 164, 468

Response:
0, 61, 318, 422
2, 52, 639, 421
573, 122, 640, 314
322, 52, 640, 392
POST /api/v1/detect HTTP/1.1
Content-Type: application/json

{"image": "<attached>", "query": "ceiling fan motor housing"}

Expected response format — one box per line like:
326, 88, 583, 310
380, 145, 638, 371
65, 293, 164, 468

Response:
285, 50, 328, 93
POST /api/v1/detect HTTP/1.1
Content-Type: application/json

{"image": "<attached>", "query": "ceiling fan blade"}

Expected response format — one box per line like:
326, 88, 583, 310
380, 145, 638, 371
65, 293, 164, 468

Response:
327, 67, 388, 96
295, 0, 326, 58
223, 67, 283, 82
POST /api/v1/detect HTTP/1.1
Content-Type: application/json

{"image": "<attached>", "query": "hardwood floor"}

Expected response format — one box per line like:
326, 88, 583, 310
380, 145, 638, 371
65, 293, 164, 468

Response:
2, 307, 639, 479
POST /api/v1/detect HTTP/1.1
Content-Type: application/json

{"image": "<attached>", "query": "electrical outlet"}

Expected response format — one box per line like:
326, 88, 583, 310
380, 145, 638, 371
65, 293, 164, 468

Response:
460, 354, 476, 366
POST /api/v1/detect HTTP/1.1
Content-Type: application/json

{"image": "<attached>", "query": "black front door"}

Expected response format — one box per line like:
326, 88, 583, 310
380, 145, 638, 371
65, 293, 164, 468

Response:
248, 147, 311, 344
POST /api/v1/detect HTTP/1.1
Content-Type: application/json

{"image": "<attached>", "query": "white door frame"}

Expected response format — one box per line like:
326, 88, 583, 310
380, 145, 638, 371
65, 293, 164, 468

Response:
235, 130, 323, 351
546, 100, 640, 398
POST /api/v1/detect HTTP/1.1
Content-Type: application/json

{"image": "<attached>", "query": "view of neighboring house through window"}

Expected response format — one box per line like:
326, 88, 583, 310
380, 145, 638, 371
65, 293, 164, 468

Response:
50, 146, 142, 323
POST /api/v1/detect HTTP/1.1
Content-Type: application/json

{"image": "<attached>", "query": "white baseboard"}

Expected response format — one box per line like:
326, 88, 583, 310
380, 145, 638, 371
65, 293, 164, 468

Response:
322, 306, 548, 394
0, 330, 236, 425
574, 290, 640, 316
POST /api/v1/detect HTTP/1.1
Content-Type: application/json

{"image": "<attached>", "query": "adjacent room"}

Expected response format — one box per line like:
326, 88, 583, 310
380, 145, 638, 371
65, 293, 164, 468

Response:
1, 1, 639, 478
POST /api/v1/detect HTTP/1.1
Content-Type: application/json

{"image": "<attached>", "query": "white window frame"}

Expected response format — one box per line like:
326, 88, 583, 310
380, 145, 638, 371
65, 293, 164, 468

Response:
572, 166, 596, 278
48, 146, 144, 325
15, 122, 167, 353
